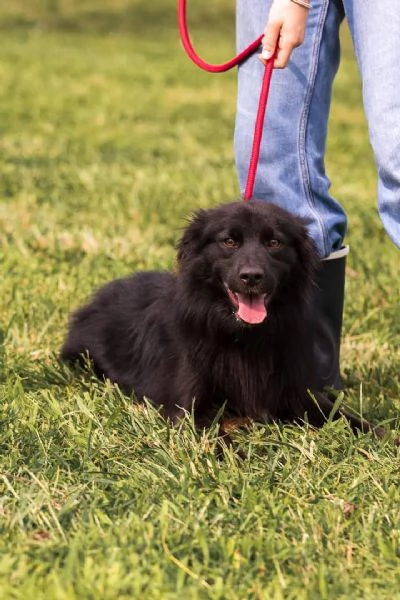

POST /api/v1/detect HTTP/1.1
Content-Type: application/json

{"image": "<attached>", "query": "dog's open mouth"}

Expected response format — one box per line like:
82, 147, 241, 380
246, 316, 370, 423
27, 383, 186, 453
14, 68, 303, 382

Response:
226, 287, 268, 325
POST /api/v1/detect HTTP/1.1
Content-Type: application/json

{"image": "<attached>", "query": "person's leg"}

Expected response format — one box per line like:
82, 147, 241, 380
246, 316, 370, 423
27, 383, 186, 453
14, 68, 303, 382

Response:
236, 0, 348, 389
344, 0, 400, 248
235, 0, 345, 258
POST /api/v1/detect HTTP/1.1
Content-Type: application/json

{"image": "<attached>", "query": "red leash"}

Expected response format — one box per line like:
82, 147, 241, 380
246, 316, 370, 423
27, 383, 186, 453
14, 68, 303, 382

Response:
178, 0, 276, 201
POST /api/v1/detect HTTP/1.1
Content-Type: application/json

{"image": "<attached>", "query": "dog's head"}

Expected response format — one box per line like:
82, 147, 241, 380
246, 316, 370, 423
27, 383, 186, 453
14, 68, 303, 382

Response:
177, 201, 318, 327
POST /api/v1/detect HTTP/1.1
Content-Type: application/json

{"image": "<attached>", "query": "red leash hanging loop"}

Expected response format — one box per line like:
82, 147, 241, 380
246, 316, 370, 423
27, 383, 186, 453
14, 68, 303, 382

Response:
177, 0, 276, 200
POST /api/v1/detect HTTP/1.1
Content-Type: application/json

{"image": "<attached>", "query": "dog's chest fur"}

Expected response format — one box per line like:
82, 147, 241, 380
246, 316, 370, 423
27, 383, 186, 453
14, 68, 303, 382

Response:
184, 333, 292, 421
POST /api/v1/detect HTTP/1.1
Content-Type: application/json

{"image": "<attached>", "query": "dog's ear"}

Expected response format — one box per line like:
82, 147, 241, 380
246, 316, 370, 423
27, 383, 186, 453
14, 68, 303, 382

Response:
176, 209, 209, 270
293, 226, 320, 303
296, 228, 319, 276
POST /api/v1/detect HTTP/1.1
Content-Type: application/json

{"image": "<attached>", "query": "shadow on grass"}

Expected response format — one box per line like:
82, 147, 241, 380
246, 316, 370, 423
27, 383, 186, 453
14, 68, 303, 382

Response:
7, 352, 400, 435
3, 357, 75, 393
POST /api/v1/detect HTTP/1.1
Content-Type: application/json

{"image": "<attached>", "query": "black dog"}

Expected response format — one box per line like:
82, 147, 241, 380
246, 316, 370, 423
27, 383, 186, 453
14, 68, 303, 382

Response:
61, 201, 377, 435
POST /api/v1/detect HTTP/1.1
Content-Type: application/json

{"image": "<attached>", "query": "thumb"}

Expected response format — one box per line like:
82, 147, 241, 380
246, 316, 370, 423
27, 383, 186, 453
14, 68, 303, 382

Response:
261, 20, 280, 60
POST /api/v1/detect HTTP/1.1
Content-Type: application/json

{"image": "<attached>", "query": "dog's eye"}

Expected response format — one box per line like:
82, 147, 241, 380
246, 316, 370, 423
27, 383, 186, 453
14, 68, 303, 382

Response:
266, 239, 282, 249
223, 237, 240, 249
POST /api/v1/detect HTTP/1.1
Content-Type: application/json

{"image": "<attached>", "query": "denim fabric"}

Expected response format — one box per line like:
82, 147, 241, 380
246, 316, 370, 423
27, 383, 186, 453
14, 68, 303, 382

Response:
235, 0, 400, 257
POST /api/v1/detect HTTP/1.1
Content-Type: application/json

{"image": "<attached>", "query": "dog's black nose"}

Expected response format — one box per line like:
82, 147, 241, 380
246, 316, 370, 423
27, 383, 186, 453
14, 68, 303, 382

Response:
239, 268, 264, 286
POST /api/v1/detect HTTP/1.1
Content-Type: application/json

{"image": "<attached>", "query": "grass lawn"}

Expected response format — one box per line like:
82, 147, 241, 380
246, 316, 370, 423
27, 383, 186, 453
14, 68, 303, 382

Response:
0, 1, 399, 598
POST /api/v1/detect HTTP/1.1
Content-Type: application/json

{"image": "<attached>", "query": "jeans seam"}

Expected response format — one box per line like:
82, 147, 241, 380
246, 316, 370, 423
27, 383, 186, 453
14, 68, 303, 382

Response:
298, 0, 330, 257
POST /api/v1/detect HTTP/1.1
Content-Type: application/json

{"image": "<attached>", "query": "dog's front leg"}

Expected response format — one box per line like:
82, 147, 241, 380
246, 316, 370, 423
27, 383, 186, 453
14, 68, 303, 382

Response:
161, 361, 212, 423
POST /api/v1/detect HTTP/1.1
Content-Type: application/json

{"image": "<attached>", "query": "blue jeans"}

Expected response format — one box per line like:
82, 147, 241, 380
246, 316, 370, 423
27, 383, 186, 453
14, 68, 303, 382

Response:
235, 0, 400, 257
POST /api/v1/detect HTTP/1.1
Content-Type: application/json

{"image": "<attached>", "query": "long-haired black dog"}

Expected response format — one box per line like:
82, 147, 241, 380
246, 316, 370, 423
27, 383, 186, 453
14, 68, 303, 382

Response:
61, 201, 377, 435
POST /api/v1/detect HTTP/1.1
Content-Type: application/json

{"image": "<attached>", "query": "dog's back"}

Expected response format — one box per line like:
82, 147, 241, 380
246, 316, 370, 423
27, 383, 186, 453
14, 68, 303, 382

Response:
61, 271, 178, 397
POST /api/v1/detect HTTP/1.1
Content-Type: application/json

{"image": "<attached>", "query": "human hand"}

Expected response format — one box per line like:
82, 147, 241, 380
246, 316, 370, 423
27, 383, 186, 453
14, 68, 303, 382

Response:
259, 0, 310, 68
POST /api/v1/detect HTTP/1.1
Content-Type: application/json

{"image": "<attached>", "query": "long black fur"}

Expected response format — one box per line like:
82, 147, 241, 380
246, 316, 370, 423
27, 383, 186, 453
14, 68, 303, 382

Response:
61, 201, 376, 434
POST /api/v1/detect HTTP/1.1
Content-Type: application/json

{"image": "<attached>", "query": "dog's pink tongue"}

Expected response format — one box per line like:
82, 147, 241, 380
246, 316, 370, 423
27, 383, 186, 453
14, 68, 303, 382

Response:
236, 294, 267, 324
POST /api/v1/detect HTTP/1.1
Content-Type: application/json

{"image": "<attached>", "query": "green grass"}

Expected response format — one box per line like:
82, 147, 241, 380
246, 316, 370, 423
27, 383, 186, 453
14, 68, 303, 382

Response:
0, 1, 399, 598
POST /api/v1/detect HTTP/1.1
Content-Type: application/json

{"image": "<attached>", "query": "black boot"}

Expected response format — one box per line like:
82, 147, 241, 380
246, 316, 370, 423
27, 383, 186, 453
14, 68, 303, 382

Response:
313, 246, 349, 390
309, 247, 387, 438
